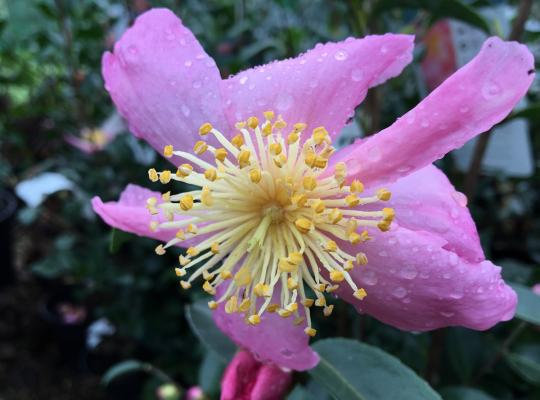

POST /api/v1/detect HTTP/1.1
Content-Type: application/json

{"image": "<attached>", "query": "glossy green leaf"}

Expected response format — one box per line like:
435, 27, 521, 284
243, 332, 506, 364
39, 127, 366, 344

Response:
439, 386, 495, 400
102, 360, 149, 385
510, 283, 540, 325
309, 338, 441, 400
505, 104, 540, 123
373, 0, 490, 34
186, 299, 237, 362
109, 228, 133, 253
505, 345, 540, 385
198, 351, 226, 396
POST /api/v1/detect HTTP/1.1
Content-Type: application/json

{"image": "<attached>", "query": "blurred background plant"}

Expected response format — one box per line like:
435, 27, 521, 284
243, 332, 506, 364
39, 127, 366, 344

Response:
0, 0, 539, 399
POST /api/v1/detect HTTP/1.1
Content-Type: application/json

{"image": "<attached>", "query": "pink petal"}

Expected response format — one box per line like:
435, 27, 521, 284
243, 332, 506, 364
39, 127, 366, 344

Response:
337, 225, 517, 331
92, 184, 198, 247
222, 34, 414, 138
333, 37, 535, 187
213, 288, 319, 371
251, 363, 293, 400
384, 165, 484, 262
102, 8, 229, 157
533, 284, 540, 296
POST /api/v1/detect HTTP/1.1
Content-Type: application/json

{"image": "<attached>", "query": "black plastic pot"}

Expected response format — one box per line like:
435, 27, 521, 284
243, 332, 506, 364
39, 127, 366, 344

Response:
0, 189, 17, 288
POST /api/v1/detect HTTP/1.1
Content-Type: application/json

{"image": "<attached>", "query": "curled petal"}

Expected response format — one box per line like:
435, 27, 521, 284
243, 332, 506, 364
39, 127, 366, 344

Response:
337, 225, 516, 331
222, 34, 414, 138
102, 8, 229, 157
335, 37, 535, 187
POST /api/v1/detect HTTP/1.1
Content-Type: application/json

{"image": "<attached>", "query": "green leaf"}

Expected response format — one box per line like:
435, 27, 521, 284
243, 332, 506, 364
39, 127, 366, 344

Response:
186, 299, 237, 362
310, 338, 441, 400
505, 104, 540, 123
505, 345, 540, 385
102, 360, 149, 385
109, 228, 133, 253
198, 351, 226, 396
439, 386, 495, 400
510, 283, 540, 325
373, 0, 490, 34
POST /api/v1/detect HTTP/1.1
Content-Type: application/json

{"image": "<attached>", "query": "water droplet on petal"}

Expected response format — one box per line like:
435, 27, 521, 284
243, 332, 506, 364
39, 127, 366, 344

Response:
380, 46, 388, 54
334, 49, 348, 61
378, 250, 388, 257
181, 105, 190, 117
363, 271, 378, 286
276, 92, 293, 111
351, 68, 364, 82
184, 60, 192, 67
440, 311, 455, 318
482, 81, 501, 99
452, 191, 468, 207
367, 146, 382, 161
239, 76, 248, 85
128, 45, 138, 54
193, 80, 202, 89
421, 120, 430, 128
392, 287, 407, 298
400, 265, 418, 280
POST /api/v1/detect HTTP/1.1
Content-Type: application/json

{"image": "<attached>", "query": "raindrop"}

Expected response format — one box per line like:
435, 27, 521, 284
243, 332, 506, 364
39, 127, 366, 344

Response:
421, 120, 430, 128
443, 272, 451, 279
351, 68, 364, 82
482, 81, 501, 99
195, 54, 205, 60
334, 49, 348, 61
181, 105, 190, 117
450, 208, 459, 219
128, 45, 137, 54
392, 287, 407, 298
367, 146, 382, 161
276, 92, 293, 111
400, 265, 418, 280
363, 271, 378, 286
192, 80, 202, 89
449, 291, 463, 299
440, 311, 455, 318
448, 253, 458, 266
452, 191, 468, 207
378, 250, 388, 257
380, 45, 388, 54
184, 60, 192, 67
239, 76, 248, 85
406, 111, 416, 124
299, 59, 307, 65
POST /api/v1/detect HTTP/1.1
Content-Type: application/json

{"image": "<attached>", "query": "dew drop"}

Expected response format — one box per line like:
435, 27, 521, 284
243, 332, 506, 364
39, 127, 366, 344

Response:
392, 287, 407, 298
448, 253, 458, 266
421, 120, 430, 128
351, 68, 364, 82
449, 291, 463, 299
128, 45, 138, 54
334, 49, 348, 61
184, 60, 192, 67
192, 80, 202, 89
406, 111, 416, 124
378, 250, 388, 257
482, 81, 501, 99
380, 45, 388, 54
440, 311, 455, 318
276, 92, 293, 111
367, 146, 382, 161
299, 59, 307, 65
239, 76, 248, 85
443, 272, 451, 279
181, 104, 190, 117
400, 265, 418, 280
363, 271, 378, 286
452, 191, 468, 207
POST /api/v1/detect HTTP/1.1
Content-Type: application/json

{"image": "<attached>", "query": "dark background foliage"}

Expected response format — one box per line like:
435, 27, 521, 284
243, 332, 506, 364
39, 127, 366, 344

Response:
0, 0, 539, 399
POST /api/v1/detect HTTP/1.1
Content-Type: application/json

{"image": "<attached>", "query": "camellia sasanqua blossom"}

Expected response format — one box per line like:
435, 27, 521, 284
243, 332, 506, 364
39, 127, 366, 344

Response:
92, 8, 535, 371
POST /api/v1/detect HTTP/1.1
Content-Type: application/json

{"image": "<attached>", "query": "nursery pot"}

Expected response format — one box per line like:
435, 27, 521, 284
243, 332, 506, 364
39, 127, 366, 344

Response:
0, 189, 17, 287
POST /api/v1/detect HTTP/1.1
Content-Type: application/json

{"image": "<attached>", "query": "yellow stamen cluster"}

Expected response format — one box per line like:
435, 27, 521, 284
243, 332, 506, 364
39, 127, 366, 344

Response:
148, 113, 394, 336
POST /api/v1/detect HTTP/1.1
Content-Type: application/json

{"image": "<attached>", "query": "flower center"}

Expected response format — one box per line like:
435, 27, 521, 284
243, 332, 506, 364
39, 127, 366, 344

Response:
147, 111, 394, 336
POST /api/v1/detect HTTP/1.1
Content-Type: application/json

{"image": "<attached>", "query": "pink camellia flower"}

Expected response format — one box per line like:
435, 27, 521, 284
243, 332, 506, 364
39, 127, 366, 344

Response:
221, 350, 292, 400
92, 8, 535, 372
65, 112, 125, 154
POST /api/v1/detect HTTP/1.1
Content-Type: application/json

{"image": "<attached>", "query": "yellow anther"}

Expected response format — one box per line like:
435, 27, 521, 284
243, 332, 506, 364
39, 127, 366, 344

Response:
278, 309, 292, 318
320, 146, 335, 158
231, 134, 244, 149
208, 300, 218, 310
199, 122, 213, 135
350, 180, 364, 193
179, 255, 190, 266
176, 163, 193, 177
303, 176, 317, 191
239, 299, 251, 312
326, 284, 339, 293
204, 168, 217, 181
214, 148, 228, 162
237, 149, 251, 168
220, 270, 233, 280
328, 208, 343, 224
249, 168, 262, 183
263, 111, 275, 120
147, 197, 157, 206
360, 230, 371, 241
179, 194, 194, 211
356, 253, 368, 265
316, 283, 326, 292
247, 116, 259, 129
148, 168, 159, 182
311, 199, 325, 214
175, 229, 185, 240
323, 305, 334, 317
203, 280, 215, 295
261, 121, 273, 136
312, 126, 329, 145
354, 288, 367, 300
201, 186, 213, 206
163, 145, 174, 158
234, 265, 252, 287
293, 122, 307, 132
346, 219, 358, 236
187, 224, 197, 234
304, 327, 317, 337
211, 242, 220, 254
155, 245, 165, 255
304, 151, 328, 169
303, 298, 314, 307
159, 170, 172, 184
225, 296, 238, 314
334, 162, 346, 174
294, 317, 305, 326
344, 260, 354, 271
287, 132, 299, 144
267, 304, 280, 313
278, 258, 298, 273
161, 191, 171, 202
292, 193, 308, 208
287, 302, 298, 312
254, 283, 270, 297
273, 154, 287, 168
180, 280, 192, 290
289, 252, 303, 265
330, 270, 345, 282
315, 297, 326, 307
235, 121, 246, 129
382, 207, 395, 221
149, 221, 159, 231
248, 315, 261, 325
324, 240, 338, 252
193, 140, 208, 154
295, 218, 313, 234
378, 220, 392, 232
174, 267, 186, 277
269, 142, 282, 156
377, 188, 392, 201
349, 232, 361, 244
187, 247, 199, 257
202, 270, 214, 280
287, 277, 298, 290
345, 194, 360, 207
273, 116, 287, 130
